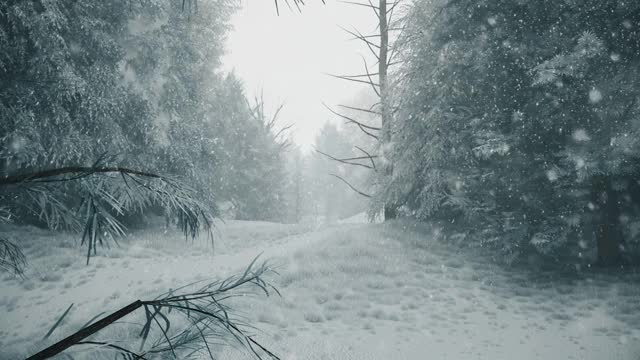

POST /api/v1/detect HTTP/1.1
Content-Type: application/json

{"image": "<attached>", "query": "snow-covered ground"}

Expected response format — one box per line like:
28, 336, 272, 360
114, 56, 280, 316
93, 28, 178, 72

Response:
2, 220, 640, 359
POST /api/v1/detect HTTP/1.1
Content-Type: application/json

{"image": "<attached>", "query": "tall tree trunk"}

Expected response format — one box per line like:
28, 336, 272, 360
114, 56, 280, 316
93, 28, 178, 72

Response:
379, 0, 396, 220
592, 176, 623, 266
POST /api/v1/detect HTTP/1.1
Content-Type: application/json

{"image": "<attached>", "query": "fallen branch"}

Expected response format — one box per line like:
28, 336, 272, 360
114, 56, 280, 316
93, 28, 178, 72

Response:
27, 258, 280, 360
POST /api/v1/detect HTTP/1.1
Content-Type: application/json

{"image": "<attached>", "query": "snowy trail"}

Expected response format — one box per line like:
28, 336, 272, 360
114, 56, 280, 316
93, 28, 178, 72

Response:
2, 221, 640, 359
217, 223, 640, 360
0, 223, 352, 352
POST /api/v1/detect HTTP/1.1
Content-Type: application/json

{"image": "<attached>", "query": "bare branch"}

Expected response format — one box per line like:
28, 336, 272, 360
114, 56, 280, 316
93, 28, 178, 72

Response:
274, 123, 294, 141
387, 46, 400, 67
322, 103, 381, 131
330, 173, 371, 198
367, 0, 380, 18
323, 103, 381, 140
315, 149, 374, 169
386, 0, 402, 14
355, 146, 378, 170
339, 26, 381, 60
360, 56, 382, 98
264, 102, 286, 132
353, 126, 379, 140
337, 0, 379, 10
386, 0, 403, 26
326, 73, 380, 87
332, 73, 380, 78
338, 104, 381, 115
347, 33, 381, 40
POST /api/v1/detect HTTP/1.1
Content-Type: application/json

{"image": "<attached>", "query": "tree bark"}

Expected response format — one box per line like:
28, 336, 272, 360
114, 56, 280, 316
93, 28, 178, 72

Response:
379, 0, 397, 221
384, 204, 397, 220
27, 300, 144, 360
592, 176, 623, 266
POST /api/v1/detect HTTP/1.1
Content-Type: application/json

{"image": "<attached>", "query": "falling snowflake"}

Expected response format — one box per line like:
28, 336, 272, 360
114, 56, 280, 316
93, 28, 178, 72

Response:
546, 170, 558, 182
487, 17, 497, 26
10, 136, 27, 152
589, 88, 602, 104
572, 129, 591, 142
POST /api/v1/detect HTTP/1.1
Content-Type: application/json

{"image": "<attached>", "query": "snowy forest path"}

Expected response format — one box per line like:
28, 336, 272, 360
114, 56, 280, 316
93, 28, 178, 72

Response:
218, 221, 640, 360
2, 221, 640, 359
0, 221, 360, 357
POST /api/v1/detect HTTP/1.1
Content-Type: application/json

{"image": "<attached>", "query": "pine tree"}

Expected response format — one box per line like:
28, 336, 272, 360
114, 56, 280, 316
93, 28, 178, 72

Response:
386, 0, 640, 265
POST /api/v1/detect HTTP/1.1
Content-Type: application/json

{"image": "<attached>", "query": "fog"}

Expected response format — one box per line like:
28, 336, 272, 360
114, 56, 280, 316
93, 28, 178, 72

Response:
223, 0, 377, 149
2, 1, 640, 359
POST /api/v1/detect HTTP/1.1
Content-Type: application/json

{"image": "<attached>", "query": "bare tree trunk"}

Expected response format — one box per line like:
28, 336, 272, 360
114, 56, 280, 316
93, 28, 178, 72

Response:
378, 0, 388, 111
591, 176, 623, 266
379, 0, 397, 220
318, 0, 401, 218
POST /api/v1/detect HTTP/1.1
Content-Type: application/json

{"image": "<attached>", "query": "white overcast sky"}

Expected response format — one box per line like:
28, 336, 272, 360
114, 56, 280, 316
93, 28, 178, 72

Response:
222, 0, 377, 149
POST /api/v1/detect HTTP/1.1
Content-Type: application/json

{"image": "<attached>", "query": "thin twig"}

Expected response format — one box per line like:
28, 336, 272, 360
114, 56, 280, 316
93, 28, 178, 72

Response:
330, 173, 372, 198
315, 149, 374, 169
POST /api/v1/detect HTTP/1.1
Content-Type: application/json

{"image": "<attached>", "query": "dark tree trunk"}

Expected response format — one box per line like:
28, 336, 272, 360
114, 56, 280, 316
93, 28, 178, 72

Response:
384, 204, 397, 220
379, 0, 396, 222
592, 176, 623, 266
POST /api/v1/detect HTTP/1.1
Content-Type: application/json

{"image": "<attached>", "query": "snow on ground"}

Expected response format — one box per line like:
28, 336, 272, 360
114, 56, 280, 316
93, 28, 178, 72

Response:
337, 212, 373, 224
2, 220, 640, 359
220, 222, 640, 360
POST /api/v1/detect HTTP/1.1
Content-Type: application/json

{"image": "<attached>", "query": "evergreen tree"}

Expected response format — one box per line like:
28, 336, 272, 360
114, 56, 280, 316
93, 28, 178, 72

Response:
0, 0, 292, 270
384, 0, 640, 265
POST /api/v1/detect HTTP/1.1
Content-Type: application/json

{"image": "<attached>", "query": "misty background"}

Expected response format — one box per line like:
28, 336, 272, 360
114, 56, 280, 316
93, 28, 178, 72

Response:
2, 0, 640, 359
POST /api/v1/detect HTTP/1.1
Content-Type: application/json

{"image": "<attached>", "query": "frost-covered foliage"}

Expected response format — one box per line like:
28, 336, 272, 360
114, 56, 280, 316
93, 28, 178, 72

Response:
381, 0, 640, 265
0, 0, 289, 227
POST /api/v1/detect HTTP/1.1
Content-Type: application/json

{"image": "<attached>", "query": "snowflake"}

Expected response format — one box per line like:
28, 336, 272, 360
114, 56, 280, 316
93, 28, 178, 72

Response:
589, 88, 603, 104
572, 129, 591, 142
